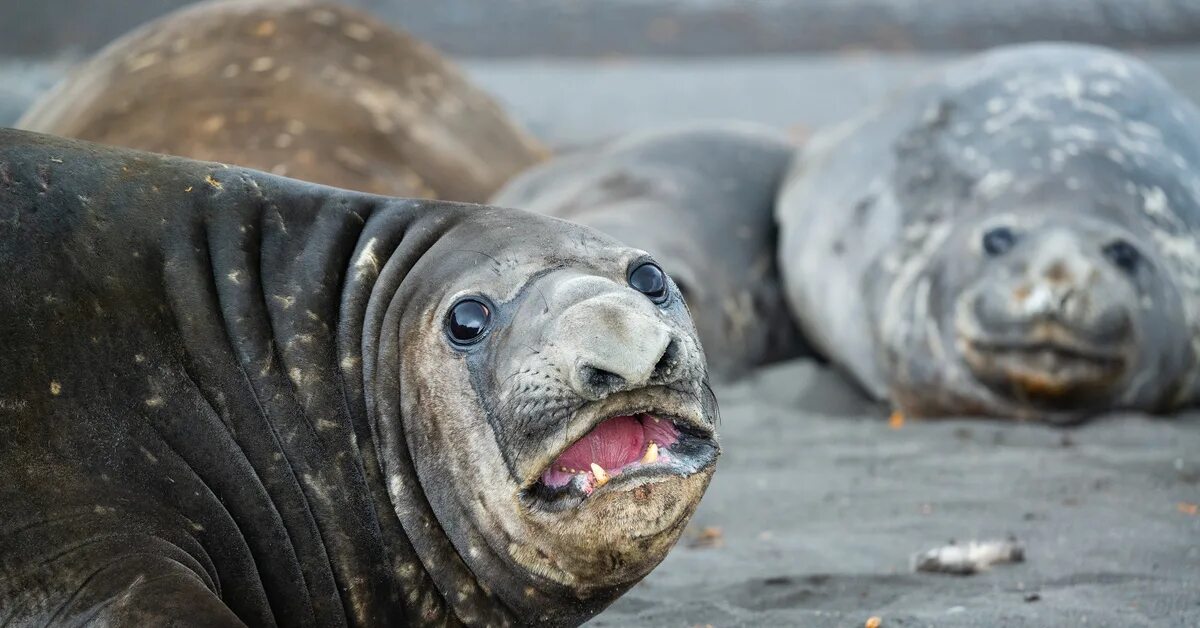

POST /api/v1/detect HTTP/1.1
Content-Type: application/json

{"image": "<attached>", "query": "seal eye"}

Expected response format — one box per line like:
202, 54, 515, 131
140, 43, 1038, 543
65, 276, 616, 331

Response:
446, 298, 491, 345
1103, 239, 1141, 274
628, 262, 669, 304
981, 226, 1017, 256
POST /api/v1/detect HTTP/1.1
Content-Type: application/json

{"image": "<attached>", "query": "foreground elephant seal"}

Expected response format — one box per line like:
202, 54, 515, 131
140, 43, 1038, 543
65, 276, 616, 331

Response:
17, 0, 546, 202
777, 43, 1200, 422
492, 123, 808, 381
0, 129, 717, 626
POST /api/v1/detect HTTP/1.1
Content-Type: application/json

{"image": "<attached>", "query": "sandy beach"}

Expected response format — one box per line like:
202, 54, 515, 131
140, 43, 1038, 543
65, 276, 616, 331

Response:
588, 360, 1200, 626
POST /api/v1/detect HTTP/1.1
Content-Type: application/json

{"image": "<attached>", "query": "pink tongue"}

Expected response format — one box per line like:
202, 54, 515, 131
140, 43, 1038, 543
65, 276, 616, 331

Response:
554, 415, 645, 471
538, 414, 683, 489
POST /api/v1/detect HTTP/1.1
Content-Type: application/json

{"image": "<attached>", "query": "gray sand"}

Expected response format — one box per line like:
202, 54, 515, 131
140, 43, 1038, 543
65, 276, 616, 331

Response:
589, 361, 1200, 626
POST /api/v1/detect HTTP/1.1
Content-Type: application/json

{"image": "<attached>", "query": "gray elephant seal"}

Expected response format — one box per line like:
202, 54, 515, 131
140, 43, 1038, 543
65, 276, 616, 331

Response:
492, 123, 809, 381
16, 0, 546, 203
0, 129, 718, 626
777, 43, 1200, 422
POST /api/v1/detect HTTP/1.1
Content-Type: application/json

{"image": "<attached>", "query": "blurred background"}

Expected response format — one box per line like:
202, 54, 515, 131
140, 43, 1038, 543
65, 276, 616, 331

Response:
4, 3, 1199, 627
5, 0, 1200, 148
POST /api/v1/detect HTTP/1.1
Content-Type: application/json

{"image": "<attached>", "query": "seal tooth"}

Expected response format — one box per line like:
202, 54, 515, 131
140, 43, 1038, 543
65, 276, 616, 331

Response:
641, 442, 659, 465
590, 463, 609, 487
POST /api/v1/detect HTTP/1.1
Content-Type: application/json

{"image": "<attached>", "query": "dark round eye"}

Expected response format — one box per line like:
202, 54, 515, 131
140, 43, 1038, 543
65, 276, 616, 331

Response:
1103, 239, 1141, 274
628, 262, 669, 304
981, 226, 1018, 256
446, 298, 491, 345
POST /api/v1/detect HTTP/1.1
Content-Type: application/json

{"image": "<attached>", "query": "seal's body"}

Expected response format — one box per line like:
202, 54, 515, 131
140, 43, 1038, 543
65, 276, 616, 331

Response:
777, 43, 1200, 422
17, 0, 546, 202
493, 123, 808, 381
0, 129, 718, 626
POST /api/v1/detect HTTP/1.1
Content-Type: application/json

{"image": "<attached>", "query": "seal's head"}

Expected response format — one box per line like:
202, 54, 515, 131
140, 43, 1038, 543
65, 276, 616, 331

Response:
374, 206, 718, 624
884, 180, 1193, 421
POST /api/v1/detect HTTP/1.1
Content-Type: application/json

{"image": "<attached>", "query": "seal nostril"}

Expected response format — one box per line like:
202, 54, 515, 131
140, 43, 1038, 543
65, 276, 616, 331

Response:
580, 366, 626, 395
1013, 284, 1032, 303
1056, 286, 1076, 311
1044, 260, 1071, 284
654, 339, 680, 377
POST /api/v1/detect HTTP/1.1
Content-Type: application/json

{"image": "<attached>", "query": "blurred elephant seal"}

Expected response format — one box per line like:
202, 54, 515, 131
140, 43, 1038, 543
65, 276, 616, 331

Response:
493, 123, 809, 381
17, 0, 546, 202
777, 43, 1200, 422
0, 129, 718, 626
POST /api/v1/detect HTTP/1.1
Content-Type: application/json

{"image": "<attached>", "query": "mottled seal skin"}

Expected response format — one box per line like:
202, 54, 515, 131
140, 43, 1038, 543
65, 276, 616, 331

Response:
777, 43, 1200, 422
16, 0, 546, 203
0, 129, 718, 626
492, 123, 808, 381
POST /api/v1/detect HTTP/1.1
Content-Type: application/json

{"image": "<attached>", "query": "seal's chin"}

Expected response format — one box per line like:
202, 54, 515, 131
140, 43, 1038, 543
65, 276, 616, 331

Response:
960, 336, 1128, 408
524, 411, 716, 511
500, 390, 716, 593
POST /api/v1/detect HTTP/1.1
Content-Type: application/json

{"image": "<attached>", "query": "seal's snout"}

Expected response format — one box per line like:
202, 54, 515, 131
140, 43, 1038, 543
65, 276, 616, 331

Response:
1018, 243, 1103, 318
506, 266, 715, 512
554, 292, 679, 399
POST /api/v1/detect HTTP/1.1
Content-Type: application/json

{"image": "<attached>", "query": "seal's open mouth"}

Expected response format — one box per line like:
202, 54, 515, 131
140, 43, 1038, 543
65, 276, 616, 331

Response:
526, 411, 716, 509
540, 413, 678, 489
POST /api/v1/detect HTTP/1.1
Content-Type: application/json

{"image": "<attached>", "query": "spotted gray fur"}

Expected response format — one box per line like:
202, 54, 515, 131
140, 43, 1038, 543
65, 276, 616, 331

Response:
777, 43, 1200, 421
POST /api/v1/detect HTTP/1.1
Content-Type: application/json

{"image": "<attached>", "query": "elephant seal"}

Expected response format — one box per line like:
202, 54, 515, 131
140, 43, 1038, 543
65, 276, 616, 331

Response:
17, 0, 546, 203
492, 123, 809, 381
777, 43, 1200, 422
0, 128, 718, 626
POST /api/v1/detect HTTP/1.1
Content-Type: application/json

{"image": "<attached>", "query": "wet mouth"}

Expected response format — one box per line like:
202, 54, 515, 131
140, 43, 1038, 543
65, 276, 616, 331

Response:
525, 412, 717, 510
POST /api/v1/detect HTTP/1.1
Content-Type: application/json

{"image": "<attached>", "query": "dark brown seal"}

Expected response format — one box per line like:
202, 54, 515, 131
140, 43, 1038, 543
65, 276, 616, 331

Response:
17, 0, 547, 202
0, 128, 718, 626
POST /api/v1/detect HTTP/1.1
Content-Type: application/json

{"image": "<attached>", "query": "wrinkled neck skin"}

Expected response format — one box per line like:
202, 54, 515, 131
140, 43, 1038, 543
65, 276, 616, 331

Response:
159, 172, 526, 625
867, 180, 1198, 422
